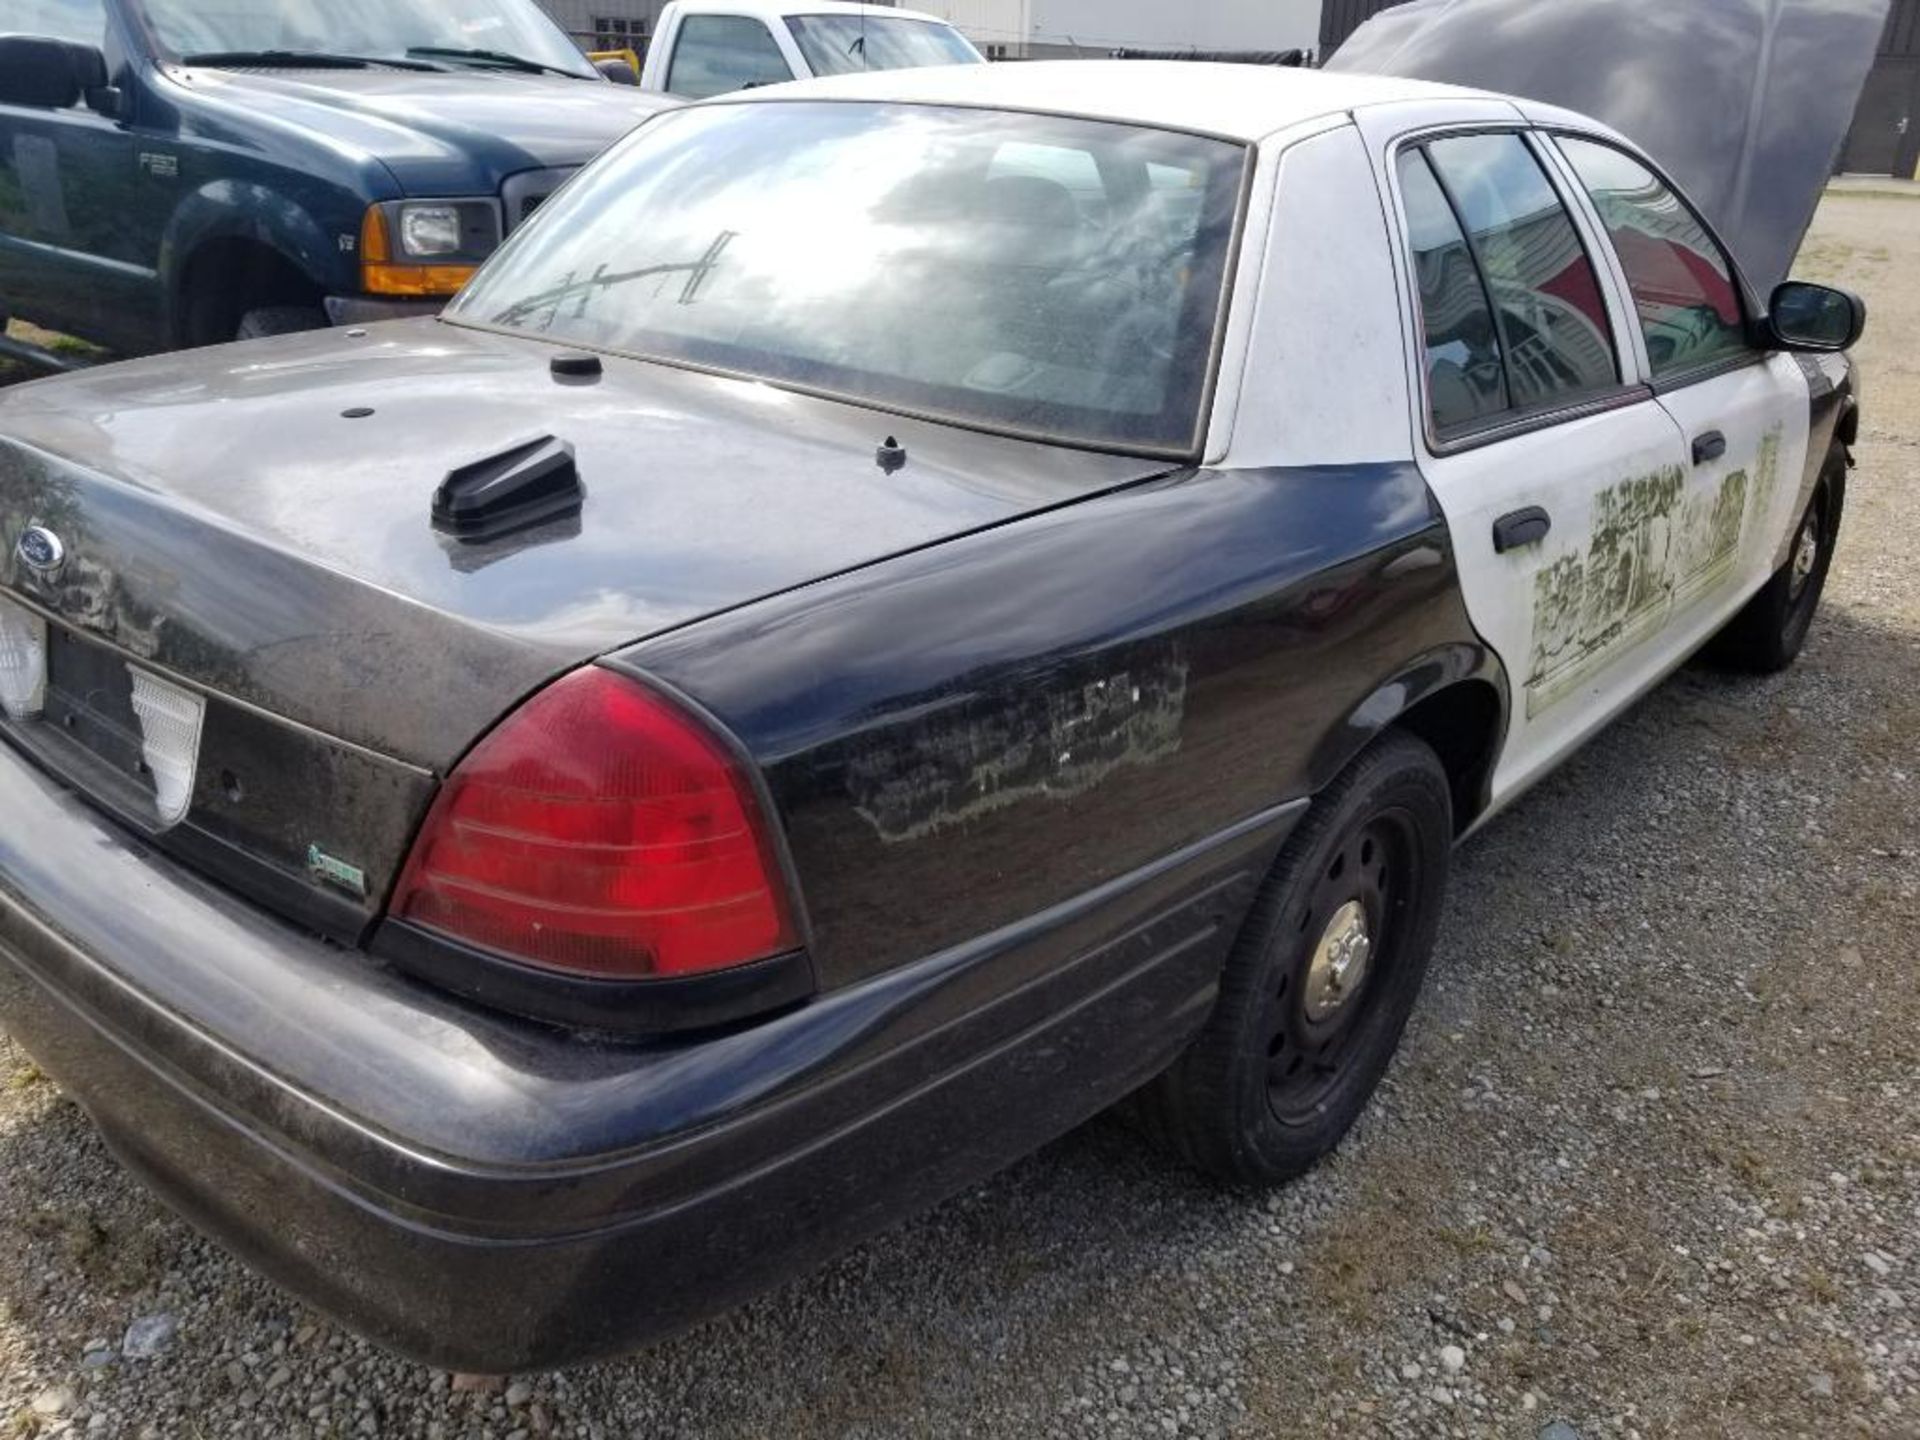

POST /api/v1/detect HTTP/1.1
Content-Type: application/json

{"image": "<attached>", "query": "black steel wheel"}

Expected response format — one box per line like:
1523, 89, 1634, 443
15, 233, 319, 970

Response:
1135, 731, 1452, 1186
1264, 809, 1418, 1129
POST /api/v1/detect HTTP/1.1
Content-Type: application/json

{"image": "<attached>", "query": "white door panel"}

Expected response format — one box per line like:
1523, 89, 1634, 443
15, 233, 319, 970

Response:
1420, 402, 1693, 808
1368, 105, 1819, 817
1653, 356, 1813, 639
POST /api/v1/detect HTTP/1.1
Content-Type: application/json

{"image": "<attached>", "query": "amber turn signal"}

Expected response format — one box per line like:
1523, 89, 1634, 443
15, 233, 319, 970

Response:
359, 206, 478, 298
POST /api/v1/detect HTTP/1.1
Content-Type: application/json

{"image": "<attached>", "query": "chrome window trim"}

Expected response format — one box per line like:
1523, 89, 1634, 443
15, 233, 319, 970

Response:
1422, 382, 1657, 458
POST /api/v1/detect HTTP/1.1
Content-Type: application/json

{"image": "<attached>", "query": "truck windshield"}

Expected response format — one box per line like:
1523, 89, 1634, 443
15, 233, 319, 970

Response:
786, 15, 984, 76
450, 102, 1246, 456
136, 0, 598, 78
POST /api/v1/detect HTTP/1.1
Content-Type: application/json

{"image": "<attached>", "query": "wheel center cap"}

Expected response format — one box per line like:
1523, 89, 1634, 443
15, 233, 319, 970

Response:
1792, 523, 1819, 594
1304, 900, 1372, 1022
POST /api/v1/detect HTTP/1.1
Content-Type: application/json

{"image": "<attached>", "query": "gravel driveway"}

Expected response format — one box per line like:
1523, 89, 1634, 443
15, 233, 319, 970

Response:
3, 192, 1917, 1440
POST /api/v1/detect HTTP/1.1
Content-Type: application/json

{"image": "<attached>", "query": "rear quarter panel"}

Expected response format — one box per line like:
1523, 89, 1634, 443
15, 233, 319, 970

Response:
616, 461, 1499, 989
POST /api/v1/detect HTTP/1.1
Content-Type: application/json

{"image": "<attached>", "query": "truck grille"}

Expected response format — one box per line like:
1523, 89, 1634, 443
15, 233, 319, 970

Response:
501, 167, 578, 233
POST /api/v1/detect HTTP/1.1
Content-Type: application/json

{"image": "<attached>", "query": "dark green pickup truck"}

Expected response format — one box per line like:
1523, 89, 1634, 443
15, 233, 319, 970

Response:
0, 0, 674, 357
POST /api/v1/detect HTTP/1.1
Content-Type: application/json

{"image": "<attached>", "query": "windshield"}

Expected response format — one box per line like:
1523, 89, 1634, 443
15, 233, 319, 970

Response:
787, 15, 983, 76
136, 0, 598, 77
450, 103, 1246, 455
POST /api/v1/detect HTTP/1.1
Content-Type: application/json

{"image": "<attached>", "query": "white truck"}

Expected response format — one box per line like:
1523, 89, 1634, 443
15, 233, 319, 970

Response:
637, 0, 985, 98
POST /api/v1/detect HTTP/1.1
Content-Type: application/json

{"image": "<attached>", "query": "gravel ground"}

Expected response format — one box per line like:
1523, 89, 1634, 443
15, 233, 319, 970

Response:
2, 192, 1917, 1440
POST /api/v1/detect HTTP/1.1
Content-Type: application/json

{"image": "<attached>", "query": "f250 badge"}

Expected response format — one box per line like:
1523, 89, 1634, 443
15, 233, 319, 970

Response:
137, 152, 179, 179
15, 524, 65, 576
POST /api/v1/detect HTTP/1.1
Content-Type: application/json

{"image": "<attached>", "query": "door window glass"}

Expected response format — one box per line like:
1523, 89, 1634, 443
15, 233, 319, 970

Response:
666, 15, 793, 98
1397, 147, 1508, 433
786, 15, 981, 76
16, 0, 106, 47
1425, 132, 1619, 409
1556, 135, 1750, 380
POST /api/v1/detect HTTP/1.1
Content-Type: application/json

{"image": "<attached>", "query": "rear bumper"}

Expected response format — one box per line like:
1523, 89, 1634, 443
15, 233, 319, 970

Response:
0, 740, 1295, 1371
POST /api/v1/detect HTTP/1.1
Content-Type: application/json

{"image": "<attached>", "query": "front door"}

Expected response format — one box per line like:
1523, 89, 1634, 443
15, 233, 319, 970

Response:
1551, 135, 1813, 668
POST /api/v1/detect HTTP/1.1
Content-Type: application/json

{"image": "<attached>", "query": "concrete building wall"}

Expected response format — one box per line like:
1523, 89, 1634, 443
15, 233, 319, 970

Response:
1319, 0, 1402, 54
1024, 0, 1319, 56
539, 0, 668, 49
1840, 0, 1920, 176
906, 0, 1031, 57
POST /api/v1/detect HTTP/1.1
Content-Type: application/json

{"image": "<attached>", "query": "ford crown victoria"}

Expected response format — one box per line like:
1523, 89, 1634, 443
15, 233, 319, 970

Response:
0, 0, 1883, 1371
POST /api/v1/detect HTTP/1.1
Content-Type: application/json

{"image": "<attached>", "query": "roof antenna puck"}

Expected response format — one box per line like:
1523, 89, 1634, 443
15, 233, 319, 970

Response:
876, 436, 908, 474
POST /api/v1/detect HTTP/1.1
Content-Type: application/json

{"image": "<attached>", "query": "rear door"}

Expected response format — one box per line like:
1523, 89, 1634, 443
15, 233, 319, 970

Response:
1547, 133, 1812, 658
1377, 121, 1694, 806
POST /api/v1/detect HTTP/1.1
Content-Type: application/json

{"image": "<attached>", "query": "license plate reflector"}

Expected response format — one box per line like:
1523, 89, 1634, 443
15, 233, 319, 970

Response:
127, 665, 205, 828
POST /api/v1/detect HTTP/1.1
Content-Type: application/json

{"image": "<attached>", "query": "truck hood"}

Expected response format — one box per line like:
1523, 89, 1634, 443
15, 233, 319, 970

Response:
176, 66, 676, 194
0, 321, 1170, 770
1327, 0, 1892, 296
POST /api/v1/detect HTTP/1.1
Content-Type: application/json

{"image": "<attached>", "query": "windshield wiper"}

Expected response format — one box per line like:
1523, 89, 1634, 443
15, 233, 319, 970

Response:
406, 46, 585, 78
181, 49, 445, 72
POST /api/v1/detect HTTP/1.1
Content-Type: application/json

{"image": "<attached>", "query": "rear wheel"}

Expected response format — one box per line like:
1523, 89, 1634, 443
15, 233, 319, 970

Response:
1137, 732, 1452, 1185
1704, 447, 1844, 673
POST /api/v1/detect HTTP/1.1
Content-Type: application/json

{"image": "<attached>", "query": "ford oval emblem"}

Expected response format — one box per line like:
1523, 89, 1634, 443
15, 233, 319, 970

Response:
16, 525, 64, 576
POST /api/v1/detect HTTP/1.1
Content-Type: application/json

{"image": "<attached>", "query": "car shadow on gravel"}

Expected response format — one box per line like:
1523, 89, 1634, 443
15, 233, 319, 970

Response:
0, 603, 1911, 1434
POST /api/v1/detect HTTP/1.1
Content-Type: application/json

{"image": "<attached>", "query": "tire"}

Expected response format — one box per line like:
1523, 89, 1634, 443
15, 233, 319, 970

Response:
1136, 731, 1453, 1186
1704, 447, 1845, 673
234, 306, 327, 342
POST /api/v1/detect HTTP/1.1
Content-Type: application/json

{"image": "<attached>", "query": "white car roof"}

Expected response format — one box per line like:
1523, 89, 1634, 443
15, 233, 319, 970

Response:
739, 60, 1496, 142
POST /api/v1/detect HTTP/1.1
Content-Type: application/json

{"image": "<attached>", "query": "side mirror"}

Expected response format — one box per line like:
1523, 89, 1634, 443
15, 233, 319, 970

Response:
1767, 281, 1866, 353
593, 56, 639, 85
0, 34, 108, 110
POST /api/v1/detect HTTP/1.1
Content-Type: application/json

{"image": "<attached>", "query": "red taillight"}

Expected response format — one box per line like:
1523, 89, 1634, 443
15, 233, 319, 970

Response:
391, 668, 799, 980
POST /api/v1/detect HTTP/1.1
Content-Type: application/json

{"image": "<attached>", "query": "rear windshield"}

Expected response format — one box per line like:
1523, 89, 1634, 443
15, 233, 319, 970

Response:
448, 102, 1248, 454
786, 15, 983, 75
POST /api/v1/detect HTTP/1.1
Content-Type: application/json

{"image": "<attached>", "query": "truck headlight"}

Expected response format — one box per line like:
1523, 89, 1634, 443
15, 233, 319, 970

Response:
361, 199, 503, 298
399, 203, 465, 259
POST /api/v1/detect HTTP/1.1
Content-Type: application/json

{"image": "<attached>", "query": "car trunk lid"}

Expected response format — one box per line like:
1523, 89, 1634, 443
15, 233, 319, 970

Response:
0, 319, 1174, 768
0, 320, 1175, 936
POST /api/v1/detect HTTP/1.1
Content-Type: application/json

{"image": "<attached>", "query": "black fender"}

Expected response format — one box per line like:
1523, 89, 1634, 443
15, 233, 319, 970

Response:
158, 181, 348, 345
1777, 353, 1857, 571
1306, 640, 1511, 829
